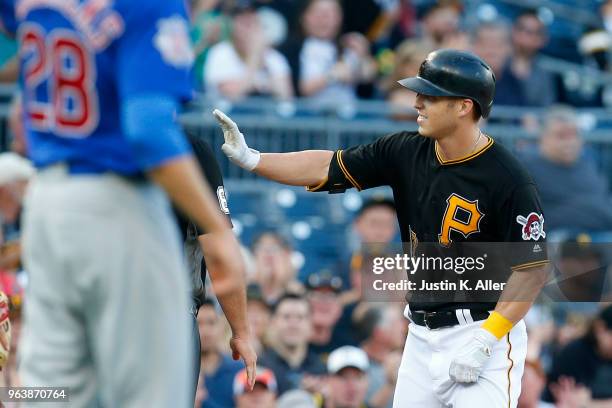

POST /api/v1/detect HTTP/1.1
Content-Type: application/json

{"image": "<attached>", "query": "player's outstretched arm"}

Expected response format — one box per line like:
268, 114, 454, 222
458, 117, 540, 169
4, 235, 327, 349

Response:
213, 110, 333, 187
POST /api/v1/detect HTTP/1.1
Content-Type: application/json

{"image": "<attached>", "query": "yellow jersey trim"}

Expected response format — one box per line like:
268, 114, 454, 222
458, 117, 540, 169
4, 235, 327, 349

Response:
435, 136, 494, 165
337, 150, 363, 191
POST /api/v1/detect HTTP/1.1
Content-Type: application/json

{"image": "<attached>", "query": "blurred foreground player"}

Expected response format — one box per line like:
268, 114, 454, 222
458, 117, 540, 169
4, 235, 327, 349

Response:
1, 0, 253, 406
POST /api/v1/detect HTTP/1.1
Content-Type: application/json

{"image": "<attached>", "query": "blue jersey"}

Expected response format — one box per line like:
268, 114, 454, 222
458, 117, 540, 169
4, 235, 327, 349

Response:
4, 0, 194, 175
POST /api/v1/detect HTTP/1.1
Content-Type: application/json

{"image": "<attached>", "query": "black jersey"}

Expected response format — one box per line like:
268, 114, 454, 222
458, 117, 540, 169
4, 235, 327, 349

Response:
175, 130, 231, 308
310, 131, 548, 312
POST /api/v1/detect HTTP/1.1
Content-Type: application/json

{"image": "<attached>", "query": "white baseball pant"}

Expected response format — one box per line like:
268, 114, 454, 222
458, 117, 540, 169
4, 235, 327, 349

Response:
393, 306, 527, 408
20, 165, 193, 407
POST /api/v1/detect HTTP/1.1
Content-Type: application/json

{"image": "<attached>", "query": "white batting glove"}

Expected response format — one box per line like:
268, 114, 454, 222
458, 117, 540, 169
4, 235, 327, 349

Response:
212, 109, 261, 171
449, 328, 498, 383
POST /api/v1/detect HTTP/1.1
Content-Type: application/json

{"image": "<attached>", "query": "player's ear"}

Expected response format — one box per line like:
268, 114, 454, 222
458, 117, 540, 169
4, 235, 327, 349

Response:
457, 99, 474, 118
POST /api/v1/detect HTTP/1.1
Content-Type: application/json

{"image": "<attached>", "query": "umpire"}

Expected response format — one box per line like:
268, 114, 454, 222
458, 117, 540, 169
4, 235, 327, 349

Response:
213, 49, 550, 408
175, 130, 253, 404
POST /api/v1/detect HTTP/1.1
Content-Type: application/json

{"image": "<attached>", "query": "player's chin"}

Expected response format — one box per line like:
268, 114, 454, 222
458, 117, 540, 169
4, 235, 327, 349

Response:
417, 125, 433, 137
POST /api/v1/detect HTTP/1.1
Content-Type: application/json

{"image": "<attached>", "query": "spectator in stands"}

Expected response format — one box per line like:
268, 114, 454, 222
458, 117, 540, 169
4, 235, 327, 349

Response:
190, 0, 231, 90
472, 20, 527, 107
0, 294, 21, 387
282, 0, 376, 105
343, 197, 397, 289
0, 30, 17, 83
251, 232, 302, 305
0, 153, 34, 250
277, 389, 318, 408
260, 293, 326, 395
355, 305, 405, 408
233, 366, 278, 408
545, 305, 612, 405
203, 0, 293, 101
0, 152, 35, 236
520, 106, 612, 236
333, 198, 398, 348
382, 39, 432, 120
320, 346, 370, 408
340, 0, 399, 42
419, 0, 469, 51
550, 240, 608, 303
198, 301, 243, 408
518, 360, 555, 408
305, 271, 343, 355
510, 10, 557, 107
246, 283, 272, 354
8, 95, 27, 156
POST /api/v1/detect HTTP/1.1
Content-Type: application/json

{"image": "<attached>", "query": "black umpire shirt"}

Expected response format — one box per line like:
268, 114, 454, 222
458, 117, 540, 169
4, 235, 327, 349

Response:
309, 131, 549, 312
175, 130, 231, 309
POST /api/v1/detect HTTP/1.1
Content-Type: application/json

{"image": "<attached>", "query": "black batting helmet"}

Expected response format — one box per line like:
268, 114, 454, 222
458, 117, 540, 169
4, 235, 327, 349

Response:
398, 49, 496, 118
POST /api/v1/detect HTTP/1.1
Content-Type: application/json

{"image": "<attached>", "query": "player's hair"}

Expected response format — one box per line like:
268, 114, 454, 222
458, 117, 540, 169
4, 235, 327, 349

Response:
472, 101, 482, 121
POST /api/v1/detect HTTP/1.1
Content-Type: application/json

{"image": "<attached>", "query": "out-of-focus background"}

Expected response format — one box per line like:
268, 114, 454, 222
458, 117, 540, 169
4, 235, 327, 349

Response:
1, 0, 611, 407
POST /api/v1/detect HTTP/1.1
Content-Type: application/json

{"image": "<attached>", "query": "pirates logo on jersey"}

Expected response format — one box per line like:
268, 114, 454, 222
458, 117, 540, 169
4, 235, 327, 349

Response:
516, 213, 545, 241
438, 193, 484, 246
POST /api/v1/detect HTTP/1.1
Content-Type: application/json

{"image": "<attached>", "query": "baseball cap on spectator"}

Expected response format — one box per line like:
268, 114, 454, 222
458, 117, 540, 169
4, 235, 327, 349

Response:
559, 235, 603, 260
306, 270, 343, 293
0, 153, 34, 186
233, 366, 278, 395
277, 390, 317, 408
327, 346, 370, 374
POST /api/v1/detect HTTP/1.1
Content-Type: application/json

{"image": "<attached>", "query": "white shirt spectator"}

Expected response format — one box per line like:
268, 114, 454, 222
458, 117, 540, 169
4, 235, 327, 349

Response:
204, 41, 290, 97
299, 38, 356, 105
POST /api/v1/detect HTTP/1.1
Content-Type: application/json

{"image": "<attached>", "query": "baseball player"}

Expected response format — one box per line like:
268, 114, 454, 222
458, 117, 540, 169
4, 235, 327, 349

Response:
214, 49, 549, 407
175, 129, 252, 404
1, 1, 255, 406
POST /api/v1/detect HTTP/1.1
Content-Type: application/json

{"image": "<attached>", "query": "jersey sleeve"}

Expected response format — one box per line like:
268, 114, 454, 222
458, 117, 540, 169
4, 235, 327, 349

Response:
498, 183, 549, 270
185, 130, 231, 235
115, 0, 194, 101
307, 133, 403, 193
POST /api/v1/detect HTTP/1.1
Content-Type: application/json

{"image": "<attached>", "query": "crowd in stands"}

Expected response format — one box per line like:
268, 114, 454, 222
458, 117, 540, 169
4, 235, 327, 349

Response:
184, 0, 612, 111
0, 1, 612, 408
